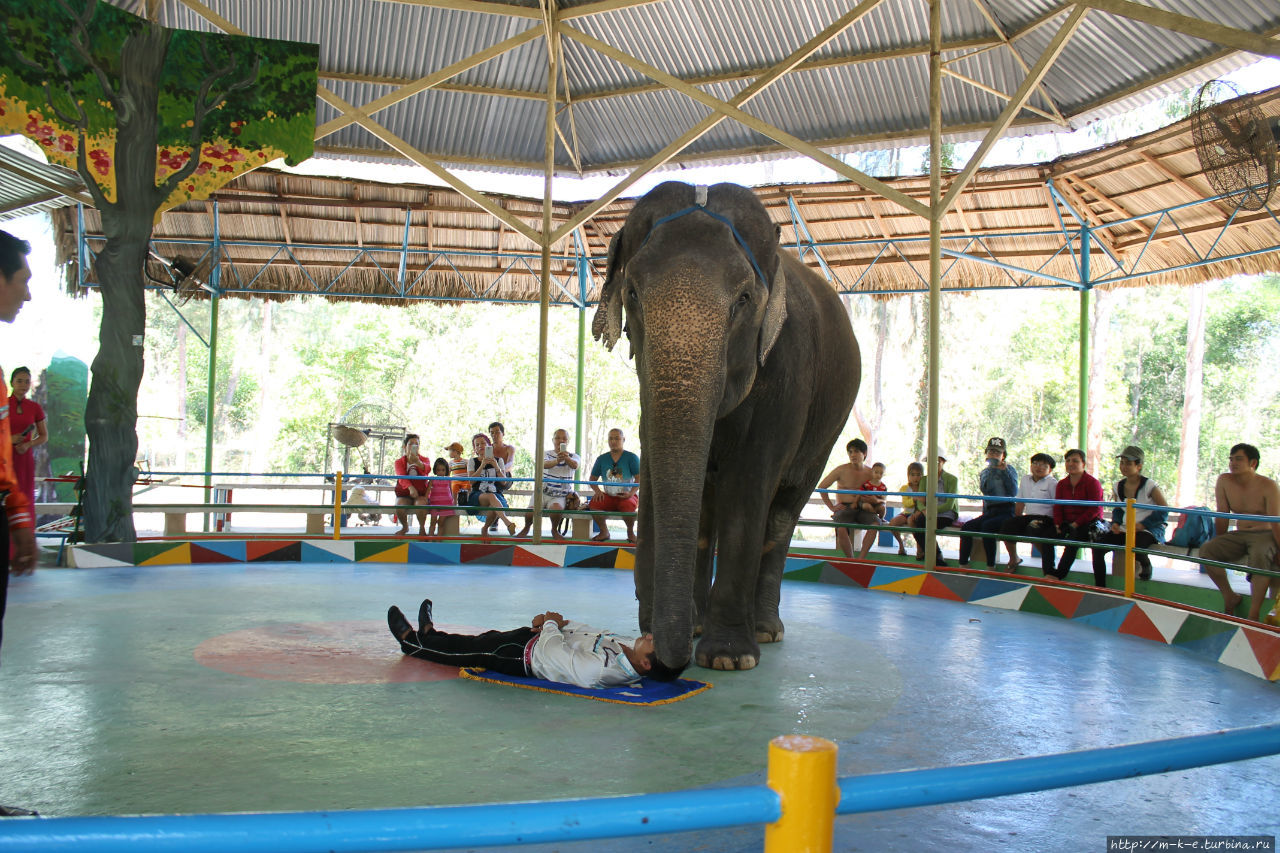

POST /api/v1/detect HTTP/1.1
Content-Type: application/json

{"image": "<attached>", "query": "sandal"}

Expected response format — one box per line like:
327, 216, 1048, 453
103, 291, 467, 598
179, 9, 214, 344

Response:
506, 519, 517, 536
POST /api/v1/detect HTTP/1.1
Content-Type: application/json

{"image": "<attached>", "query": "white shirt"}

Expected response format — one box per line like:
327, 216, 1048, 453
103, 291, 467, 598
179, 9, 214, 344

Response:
542, 449, 581, 497
529, 621, 641, 688
1018, 473, 1059, 517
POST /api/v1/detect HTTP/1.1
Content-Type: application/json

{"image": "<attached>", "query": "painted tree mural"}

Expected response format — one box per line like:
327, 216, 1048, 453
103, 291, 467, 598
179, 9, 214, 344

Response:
0, 0, 317, 541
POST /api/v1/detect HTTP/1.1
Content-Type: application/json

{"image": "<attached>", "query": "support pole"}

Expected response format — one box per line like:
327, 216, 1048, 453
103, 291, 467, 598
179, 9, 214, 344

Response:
764, 735, 838, 853
1124, 497, 1136, 597
202, 293, 219, 532
531, 7, 560, 545
924, 0, 943, 569
1078, 226, 1091, 454
575, 235, 588, 458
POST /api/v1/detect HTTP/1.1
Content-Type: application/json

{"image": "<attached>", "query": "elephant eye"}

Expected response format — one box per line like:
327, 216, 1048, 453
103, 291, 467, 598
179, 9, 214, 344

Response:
731, 291, 750, 318
627, 286, 638, 304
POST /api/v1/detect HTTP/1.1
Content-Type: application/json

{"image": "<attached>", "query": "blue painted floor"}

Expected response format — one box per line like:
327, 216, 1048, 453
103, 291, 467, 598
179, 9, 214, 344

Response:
1, 561, 1277, 851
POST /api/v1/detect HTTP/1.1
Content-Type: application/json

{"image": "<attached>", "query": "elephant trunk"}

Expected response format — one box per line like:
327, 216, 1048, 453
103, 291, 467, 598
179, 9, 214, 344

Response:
638, 326, 725, 672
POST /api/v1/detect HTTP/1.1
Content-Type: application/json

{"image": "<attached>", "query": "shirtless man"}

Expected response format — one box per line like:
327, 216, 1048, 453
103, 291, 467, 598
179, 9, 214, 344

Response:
1199, 444, 1280, 620
818, 438, 879, 558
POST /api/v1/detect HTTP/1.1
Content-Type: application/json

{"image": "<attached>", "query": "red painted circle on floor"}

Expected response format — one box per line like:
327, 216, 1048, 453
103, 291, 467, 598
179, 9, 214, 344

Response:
194, 619, 463, 684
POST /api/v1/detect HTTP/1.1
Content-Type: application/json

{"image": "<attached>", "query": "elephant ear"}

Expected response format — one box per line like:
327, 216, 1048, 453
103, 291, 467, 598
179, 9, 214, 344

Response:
758, 259, 787, 366
592, 227, 627, 352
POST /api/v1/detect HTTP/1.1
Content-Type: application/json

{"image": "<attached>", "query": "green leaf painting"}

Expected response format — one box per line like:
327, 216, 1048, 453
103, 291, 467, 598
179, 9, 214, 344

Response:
0, 0, 317, 215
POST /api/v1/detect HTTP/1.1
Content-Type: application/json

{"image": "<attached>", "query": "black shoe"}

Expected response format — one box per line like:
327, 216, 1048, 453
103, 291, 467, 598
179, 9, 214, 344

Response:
387, 606, 414, 642
418, 598, 434, 633
0, 805, 38, 817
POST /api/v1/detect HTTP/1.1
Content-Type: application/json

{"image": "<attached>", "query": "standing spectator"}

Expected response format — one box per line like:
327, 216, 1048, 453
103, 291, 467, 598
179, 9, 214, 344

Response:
1000, 453, 1059, 575
7, 367, 45, 512
887, 461, 925, 558
1091, 446, 1169, 585
393, 434, 430, 536
488, 421, 516, 472
0, 229, 37, 816
425, 457, 456, 537
1051, 448, 1105, 579
587, 428, 640, 543
906, 452, 959, 566
1198, 444, 1280, 620
517, 428, 580, 539
958, 437, 1019, 569
445, 441, 469, 501
817, 439, 879, 558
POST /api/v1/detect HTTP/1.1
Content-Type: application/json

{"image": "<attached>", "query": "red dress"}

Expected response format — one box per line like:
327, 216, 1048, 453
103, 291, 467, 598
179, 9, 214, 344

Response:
7, 395, 44, 510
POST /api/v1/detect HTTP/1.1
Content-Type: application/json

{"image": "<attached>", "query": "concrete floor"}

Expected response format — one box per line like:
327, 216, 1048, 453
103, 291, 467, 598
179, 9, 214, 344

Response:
2, 560, 1278, 851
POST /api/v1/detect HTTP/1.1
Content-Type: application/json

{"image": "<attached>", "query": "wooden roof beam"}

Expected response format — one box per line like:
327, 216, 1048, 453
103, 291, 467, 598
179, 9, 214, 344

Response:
316, 86, 543, 244
961, 0, 1068, 126
1062, 173, 1151, 237
939, 5, 1086, 216
1075, 0, 1280, 59
1135, 150, 1236, 219
315, 28, 542, 140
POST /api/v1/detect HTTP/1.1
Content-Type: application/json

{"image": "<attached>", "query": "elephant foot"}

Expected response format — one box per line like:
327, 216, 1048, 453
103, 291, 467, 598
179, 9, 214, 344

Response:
754, 615, 784, 644
695, 632, 761, 671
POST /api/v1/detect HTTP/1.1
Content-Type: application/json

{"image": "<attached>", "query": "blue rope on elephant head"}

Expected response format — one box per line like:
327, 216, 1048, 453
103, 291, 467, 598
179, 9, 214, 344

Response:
637, 203, 771, 291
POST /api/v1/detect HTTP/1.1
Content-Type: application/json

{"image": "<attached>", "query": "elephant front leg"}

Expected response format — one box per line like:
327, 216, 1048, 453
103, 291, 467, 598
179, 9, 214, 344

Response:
754, 488, 809, 644
695, 498, 766, 671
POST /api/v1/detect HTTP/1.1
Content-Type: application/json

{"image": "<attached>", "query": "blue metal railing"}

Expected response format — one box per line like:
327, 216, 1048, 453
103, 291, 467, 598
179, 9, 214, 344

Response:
4, 724, 1278, 852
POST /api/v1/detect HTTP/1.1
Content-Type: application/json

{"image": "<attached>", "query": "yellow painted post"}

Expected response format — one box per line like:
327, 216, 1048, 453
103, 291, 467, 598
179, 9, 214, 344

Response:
764, 735, 839, 853
1123, 497, 1136, 597
333, 471, 344, 541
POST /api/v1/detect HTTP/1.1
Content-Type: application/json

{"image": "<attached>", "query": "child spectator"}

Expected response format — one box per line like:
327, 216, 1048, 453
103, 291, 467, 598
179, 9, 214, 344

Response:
856, 462, 889, 559
1000, 452, 1059, 575
1052, 448, 1105, 579
1091, 446, 1168, 585
426, 457, 456, 537
887, 461, 925, 558
446, 442, 469, 500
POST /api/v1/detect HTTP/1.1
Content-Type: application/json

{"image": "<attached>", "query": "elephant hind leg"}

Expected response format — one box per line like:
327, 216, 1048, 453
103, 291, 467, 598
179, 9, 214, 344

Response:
753, 486, 812, 644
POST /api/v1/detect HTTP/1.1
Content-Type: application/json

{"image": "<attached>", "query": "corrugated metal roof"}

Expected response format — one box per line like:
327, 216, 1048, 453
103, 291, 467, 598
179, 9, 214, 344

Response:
0, 143, 85, 223
79, 0, 1280, 180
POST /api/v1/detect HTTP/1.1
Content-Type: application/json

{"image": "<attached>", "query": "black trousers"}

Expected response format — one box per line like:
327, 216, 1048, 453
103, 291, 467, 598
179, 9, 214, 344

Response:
1055, 522, 1103, 579
958, 512, 1014, 566
1092, 530, 1157, 586
911, 510, 959, 563
398, 625, 535, 677
999, 514, 1056, 576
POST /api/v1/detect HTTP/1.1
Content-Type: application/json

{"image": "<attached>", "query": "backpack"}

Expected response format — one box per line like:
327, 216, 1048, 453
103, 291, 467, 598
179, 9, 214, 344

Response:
1169, 506, 1214, 553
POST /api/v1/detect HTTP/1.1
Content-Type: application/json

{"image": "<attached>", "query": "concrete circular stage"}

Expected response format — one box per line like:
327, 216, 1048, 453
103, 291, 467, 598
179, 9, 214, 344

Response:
2, 558, 1277, 851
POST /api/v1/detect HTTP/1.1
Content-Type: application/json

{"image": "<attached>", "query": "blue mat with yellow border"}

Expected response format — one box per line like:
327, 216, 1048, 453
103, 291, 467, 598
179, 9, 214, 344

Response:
458, 667, 711, 705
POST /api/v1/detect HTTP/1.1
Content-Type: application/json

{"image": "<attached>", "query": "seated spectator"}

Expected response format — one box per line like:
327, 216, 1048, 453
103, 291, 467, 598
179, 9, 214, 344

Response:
1198, 444, 1280, 619
887, 461, 925, 558
1091, 446, 1168, 585
958, 437, 1019, 569
393, 434, 430, 536
855, 462, 889, 559
818, 438, 879, 559
1051, 448, 1105, 579
906, 451, 959, 566
466, 433, 516, 536
1000, 452, 1058, 575
587, 428, 640, 543
517, 428, 580, 540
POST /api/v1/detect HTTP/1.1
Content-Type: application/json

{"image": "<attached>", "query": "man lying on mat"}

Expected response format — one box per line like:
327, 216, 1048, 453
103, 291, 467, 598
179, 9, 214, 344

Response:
387, 599, 679, 688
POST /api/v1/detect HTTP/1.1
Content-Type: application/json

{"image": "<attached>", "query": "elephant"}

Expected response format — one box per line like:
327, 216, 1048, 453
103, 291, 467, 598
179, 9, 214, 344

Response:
592, 181, 860, 674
